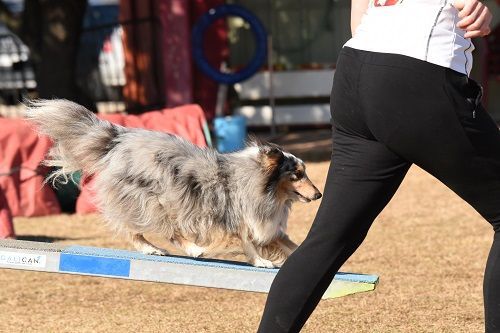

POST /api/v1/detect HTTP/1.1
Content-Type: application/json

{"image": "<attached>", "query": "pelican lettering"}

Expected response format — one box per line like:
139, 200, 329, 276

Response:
0, 251, 47, 268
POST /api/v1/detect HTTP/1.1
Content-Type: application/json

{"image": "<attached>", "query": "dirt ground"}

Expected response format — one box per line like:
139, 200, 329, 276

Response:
0, 130, 494, 333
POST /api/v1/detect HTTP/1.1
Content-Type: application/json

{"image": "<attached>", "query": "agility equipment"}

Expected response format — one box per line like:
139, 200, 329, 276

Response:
0, 239, 378, 299
192, 4, 267, 84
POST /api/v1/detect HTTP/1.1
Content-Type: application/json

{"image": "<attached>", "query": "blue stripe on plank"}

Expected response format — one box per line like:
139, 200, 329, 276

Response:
64, 245, 278, 273
63, 245, 379, 283
334, 272, 379, 284
59, 253, 131, 277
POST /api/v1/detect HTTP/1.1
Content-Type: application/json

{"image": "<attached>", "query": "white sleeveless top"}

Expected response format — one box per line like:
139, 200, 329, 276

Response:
344, 0, 474, 75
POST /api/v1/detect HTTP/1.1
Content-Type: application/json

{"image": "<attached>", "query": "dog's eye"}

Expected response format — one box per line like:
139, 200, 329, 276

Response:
290, 171, 303, 181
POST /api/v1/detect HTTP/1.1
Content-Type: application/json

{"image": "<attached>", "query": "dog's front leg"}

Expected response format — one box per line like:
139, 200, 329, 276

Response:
242, 239, 275, 268
259, 233, 298, 267
241, 227, 275, 268
171, 235, 206, 258
276, 233, 299, 256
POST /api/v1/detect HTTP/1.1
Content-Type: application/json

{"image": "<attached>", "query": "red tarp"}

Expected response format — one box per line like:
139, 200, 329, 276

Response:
0, 188, 14, 238
0, 104, 208, 237
0, 117, 61, 238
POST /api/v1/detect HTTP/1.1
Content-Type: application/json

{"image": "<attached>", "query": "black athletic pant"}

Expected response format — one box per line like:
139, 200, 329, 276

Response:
257, 47, 500, 333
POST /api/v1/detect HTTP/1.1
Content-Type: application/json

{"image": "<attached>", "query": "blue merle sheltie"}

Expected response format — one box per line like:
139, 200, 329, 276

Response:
26, 99, 322, 267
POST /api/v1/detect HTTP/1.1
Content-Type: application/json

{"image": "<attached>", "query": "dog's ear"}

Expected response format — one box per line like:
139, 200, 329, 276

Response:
246, 134, 261, 147
260, 144, 284, 158
259, 145, 284, 172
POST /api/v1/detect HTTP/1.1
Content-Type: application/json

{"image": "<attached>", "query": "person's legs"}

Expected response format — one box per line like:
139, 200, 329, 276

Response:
416, 84, 500, 333
357, 54, 500, 332
406, 98, 500, 333
484, 233, 500, 332
257, 48, 411, 332
258, 47, 500, 332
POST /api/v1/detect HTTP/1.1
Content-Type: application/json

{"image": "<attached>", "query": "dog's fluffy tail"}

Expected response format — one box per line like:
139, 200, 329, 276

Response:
26, 99, 122, 182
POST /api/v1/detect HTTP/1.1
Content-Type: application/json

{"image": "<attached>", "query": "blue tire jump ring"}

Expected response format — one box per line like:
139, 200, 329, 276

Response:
191, 4, 267, 84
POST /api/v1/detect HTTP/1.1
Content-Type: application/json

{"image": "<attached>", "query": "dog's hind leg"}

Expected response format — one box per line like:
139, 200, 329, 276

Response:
129, 233, 169, 256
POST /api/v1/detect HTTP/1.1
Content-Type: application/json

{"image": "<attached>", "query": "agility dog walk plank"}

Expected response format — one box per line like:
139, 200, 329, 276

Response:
0, 239, 378, 299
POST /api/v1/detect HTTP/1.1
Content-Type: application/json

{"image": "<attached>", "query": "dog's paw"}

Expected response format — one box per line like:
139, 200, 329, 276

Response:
185, 243, 205, 258
271, 259, 286, 268
142, 248, 169, 256
252, 257, 275, 268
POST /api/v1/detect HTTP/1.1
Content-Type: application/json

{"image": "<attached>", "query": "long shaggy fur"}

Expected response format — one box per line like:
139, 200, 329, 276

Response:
26, 99, 321, 267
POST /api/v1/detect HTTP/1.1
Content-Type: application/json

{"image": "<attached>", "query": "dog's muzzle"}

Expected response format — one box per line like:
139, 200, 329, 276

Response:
312, 192, 322, 200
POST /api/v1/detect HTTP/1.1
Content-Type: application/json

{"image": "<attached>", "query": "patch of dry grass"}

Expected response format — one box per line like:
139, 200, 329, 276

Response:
0, 163, 492, 333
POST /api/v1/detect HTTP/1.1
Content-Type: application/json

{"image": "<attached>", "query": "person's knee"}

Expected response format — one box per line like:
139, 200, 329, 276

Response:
489, 218, 500, 234
480, 209, 500, 234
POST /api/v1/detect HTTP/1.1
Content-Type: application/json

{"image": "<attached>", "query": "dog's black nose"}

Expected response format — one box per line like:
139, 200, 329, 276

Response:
313, 192, 322, 200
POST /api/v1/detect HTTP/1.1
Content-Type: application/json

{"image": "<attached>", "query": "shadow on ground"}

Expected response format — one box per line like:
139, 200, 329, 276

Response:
259, 128, 332, 162
15, 235, 88, 243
